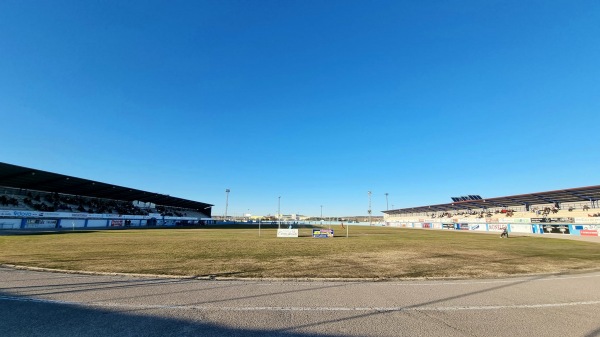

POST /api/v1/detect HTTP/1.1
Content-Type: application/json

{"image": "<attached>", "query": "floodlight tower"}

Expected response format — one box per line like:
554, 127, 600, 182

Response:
224, 189, 230, 220
320, 205, 323, 222
368, 191, 372, 226
385, 192, 389, 211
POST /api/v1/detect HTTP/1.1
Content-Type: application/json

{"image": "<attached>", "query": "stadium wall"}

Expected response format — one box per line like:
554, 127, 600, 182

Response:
382, 217, 600, 237
0, 209, 209, 230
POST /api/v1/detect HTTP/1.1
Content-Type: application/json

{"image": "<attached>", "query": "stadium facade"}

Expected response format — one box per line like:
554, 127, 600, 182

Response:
0, 162, 214, 230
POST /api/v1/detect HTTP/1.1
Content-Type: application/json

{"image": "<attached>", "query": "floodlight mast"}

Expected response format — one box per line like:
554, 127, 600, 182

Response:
224, 189, 230, 220
368, 191, 372, 226
385, 193, 389, 211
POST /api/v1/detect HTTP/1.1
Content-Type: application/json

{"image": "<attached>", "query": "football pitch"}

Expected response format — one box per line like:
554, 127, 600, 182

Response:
1, 226, 599, 279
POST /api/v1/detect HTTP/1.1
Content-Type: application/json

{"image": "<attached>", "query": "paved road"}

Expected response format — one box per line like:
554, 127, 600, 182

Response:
1, 267, 599, 337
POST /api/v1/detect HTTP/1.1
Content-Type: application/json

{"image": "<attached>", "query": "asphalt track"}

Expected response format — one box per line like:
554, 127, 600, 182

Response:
1, 267, 600, 337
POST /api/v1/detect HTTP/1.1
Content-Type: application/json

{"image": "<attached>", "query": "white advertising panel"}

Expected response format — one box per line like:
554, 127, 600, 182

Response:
0, 210, 15, 217
488, 224, 508, 232
0, 219, 21, 229
61, 219, 86, 228
277, 229, 299, 237
469, 224, 486, 231
499, 218, 531, 223
87, 219, 108, 228
510, 224, 532, 233
574, 218, 600, 224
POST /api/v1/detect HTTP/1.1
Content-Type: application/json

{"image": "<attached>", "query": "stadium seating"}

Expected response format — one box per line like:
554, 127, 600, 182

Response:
0, 187, 205, 218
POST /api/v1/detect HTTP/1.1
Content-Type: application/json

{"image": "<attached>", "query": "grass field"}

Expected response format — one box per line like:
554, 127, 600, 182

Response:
1, 225, 599, 279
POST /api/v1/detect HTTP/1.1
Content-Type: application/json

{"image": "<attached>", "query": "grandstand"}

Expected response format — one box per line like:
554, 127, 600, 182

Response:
0, 162, 213, 229
382, 186, 600, 237
384, 186, 600, 220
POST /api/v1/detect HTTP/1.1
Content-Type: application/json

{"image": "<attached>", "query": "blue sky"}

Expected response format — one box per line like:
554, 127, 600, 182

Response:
1, 1, 599, 217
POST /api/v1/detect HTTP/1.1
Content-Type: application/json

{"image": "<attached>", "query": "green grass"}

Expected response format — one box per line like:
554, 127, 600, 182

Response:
1, 226, 599, 279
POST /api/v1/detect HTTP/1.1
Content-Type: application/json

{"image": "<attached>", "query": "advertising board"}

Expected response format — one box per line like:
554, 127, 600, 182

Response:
25, 219, 57, 229
0, 210, 14, 217
509, 224, 532, 233
499, 218, 531, 223
469, 224, 486, 231
0, 219, 22, 229
574, 218, 600, 224
277, 229, 299, 238
488, 224, 508, 232
541, 224, 570, 234
580, 229, 599, 237
531, 218, 574, 223
87, 219, 108, 228
312, 229, 333, 238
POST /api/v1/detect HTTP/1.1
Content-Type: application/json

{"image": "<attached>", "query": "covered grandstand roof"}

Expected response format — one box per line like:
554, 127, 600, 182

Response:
0, 162, 213, 212
383, 185, 600, 215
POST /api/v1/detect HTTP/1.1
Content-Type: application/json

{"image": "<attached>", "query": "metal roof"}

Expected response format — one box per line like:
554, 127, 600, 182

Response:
0, 162, 213, 213
383, 185, 600, 215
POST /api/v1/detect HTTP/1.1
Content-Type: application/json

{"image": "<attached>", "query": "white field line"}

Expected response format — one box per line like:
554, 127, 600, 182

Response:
1, 295, 599, 312
254, 273, 600, 287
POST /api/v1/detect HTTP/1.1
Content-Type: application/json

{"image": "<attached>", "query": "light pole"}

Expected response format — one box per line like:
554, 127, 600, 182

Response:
368, 191, 372, 226
385, 193, 389, 211
278, 196, 281, 229
224, 189, 230, 220
320, 205, 323, 223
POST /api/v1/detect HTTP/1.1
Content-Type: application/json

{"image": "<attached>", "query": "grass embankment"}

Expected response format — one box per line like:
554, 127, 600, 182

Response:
0, 226, 599, 279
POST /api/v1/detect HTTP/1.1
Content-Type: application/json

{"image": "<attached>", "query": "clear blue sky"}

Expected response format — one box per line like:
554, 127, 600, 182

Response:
1, 1, 599, 217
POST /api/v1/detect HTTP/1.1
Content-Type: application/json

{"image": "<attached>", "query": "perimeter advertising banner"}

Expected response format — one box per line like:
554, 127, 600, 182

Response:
499, 218, 531, 223
25, 219, 57, 229
488, 224, 508, 232
0, 210, 14, 217
580, 229, 599, 236
531, 218, 574, 223
540, 224, 570, 234
574, 218, 600, 224
469, 224, 486, 231
312, 229, 333, 238
0, 219, 21, 229
111, 220, 123, 227
277, 229, 299, 238
509, 224, 532, 233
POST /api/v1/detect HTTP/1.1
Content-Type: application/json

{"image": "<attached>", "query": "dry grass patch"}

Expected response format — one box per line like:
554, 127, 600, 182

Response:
0, 227, 599, 279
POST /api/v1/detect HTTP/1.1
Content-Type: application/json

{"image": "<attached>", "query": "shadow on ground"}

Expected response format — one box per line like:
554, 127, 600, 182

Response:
0, 290, 336, 337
